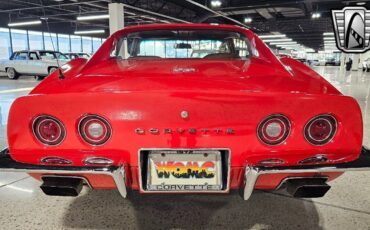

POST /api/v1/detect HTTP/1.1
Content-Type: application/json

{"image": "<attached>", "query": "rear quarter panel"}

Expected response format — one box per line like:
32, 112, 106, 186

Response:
7, 90, 363, 168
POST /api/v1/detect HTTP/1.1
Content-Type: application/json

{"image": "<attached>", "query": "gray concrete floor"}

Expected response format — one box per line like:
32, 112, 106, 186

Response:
0, 67, 370, 230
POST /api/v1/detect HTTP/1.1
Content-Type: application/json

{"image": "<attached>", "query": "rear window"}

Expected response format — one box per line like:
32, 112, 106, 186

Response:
112, 29, 250, 60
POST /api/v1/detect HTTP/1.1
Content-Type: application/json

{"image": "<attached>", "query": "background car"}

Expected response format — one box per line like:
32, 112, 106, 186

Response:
0, 50, 70, 80
307, 59, 320, 66
294, 58, 308, 65
325, 58, 340, 66
362, 57, 370, 72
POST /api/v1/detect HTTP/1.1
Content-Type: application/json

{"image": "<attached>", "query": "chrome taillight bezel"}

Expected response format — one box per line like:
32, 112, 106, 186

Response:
304, 114, 337, 146
32, 115, 66, 146
78, 114, 112, 146
257, 114, 291, 146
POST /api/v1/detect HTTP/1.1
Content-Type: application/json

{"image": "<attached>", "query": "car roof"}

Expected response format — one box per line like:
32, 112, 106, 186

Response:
14, 50, 60, 53
65, 52, 87, 54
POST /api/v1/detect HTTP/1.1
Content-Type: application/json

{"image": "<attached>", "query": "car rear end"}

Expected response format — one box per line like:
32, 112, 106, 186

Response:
1, 24, 370, 200
2, 86, 368, 199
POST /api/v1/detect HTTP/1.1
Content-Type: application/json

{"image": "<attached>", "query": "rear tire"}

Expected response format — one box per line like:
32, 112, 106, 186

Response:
48, 67, 58, 75
35, 76, 44, 81
6, 68, 19, 80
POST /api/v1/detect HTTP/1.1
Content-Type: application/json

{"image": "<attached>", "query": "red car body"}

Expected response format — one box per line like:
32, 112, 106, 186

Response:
1, 24, 369, 199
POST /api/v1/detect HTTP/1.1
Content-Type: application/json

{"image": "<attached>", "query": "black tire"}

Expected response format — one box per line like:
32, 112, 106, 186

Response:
48, 67, 58, 75
6, 67, 19, 80
367, 68, 370, 72
363, 67, 366, 72
35, 76, 44, 81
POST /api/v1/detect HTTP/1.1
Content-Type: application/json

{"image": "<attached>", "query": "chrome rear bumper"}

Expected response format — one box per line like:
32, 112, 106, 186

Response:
1, 147, 370, 200
0, 148, 127, 198
242, 147, 370, 200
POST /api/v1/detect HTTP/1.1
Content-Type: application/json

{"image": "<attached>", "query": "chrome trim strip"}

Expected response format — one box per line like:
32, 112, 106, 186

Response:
84, 157, 114, 166
41, 156, 73, 165
138, 148, 231, 194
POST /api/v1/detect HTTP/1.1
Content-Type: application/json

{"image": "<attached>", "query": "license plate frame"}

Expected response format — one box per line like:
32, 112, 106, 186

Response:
139, 149, 230, 193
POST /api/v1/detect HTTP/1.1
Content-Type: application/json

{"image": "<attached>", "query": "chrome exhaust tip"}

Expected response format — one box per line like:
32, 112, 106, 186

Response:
285, 178, 331, 198
40, 177, 84, 197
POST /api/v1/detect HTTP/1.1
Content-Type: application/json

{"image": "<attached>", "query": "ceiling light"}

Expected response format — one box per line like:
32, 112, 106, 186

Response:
270, 41, 297, 45
8, 20, 42, 27
77, 14, 110, 21
305, 49, 315, 52
312, 13, 321, 19
324, 37, 335, 40
210, 0, 222, 7
244, 17, 252, 23
273, 45, 299, 48
74, 30, 105, 35
263, 38, 293, 43
259, 34, 286, 39
323, 32, 334, 36
357, 2, 366, 5
278, 44, 300, 47
275, 44, 300, 47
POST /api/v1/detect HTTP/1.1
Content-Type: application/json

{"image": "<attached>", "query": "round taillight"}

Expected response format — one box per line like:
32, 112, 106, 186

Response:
257, 115, 290, 145
78, 115, 111, 146
305, 115, 336, 145
32, 116, 65, 146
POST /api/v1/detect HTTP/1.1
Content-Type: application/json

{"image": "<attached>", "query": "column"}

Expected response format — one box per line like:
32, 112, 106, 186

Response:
109, 3, 124, 35
339, 52, 346, 73
351, 54, 360, 71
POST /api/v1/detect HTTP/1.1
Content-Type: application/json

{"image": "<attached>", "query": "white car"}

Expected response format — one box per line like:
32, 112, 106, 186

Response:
362, 58, 370, 72
308, 59, 320, 66
0, 50, 70, 80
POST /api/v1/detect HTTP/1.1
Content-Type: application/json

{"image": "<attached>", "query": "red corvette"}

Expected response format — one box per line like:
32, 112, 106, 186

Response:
1, 24, 370, 200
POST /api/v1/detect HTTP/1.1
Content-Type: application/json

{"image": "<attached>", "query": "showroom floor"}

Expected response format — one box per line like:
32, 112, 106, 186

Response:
0, 66, 370, 230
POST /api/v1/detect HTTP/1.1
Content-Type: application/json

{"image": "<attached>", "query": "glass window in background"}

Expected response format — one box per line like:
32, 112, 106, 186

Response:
11, 29, 28, 52
58, 34, 70, 53
0, 28, 11, 59
82, 36, 92, 54
92, 37, 102, 53
28, 31, 43, 50
44, 32, 58, 51
70, 35, 82, 53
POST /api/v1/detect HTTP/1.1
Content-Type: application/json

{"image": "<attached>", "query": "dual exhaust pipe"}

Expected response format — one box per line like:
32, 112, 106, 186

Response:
40, 176, 331, 198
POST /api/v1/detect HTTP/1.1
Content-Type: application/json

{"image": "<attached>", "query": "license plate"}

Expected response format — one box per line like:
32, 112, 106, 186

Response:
146, 150, 223, 191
